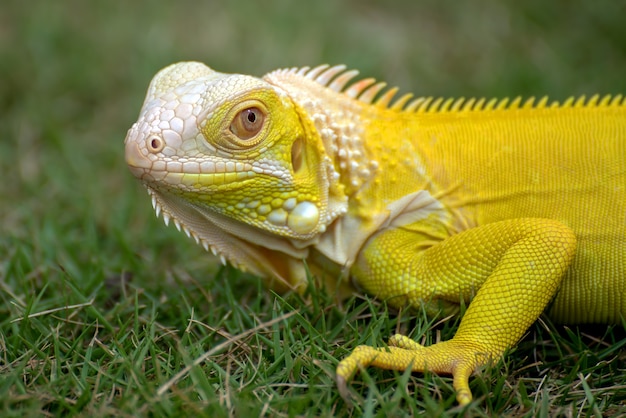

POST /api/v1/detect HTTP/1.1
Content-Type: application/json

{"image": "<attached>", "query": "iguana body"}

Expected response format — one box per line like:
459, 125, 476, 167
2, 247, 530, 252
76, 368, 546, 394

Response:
125, 62, 626, 405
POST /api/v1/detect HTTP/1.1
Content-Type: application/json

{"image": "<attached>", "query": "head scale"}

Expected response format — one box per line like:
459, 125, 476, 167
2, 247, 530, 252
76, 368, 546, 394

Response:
125, 62, 343, 283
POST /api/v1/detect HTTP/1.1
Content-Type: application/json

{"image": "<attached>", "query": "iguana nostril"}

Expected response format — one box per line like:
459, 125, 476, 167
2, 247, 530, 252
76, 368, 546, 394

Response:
148, 135, 164, 153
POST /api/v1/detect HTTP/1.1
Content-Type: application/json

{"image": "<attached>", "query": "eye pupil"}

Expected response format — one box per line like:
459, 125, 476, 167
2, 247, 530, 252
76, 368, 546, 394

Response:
247, 111, 256, 123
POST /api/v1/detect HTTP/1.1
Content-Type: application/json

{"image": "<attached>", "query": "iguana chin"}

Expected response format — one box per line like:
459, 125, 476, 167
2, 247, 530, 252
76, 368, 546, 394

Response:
124, 61, 626, 405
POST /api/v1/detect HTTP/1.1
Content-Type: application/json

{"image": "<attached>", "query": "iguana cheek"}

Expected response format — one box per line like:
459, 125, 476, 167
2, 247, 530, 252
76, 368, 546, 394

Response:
286, 201, 319, 234
263, 201, 320, 235
267, 208, 288, 226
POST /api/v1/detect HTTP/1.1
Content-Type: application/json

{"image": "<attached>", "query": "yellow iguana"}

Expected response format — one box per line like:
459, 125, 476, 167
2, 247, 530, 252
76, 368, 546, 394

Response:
124, 61, 626, 405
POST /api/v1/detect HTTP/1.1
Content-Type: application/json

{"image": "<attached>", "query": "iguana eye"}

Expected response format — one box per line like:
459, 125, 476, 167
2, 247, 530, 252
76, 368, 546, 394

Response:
230, 107, 264, 140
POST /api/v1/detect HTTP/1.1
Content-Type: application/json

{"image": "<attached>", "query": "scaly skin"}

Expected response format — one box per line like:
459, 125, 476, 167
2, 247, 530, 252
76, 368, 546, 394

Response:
125, 62, 626, 405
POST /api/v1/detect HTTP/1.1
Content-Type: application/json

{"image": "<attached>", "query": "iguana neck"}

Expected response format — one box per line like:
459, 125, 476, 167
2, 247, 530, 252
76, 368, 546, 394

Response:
264, 67, 379, 198
264, 68, 450, 277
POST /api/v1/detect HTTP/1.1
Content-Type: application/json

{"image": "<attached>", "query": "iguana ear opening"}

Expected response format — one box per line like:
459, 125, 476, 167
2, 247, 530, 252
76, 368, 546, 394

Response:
291, 136, 304, 173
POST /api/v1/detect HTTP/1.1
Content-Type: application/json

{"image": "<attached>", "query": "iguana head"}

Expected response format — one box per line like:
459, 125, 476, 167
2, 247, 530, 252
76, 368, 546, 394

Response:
124, 62, 347, 286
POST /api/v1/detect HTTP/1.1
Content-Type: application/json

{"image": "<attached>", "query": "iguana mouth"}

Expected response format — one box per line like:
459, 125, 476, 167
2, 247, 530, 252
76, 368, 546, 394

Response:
125, 130, 258, 187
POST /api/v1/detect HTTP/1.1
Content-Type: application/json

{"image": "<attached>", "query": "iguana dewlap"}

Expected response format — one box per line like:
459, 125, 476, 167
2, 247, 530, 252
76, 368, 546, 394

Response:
124, 62, 626, 405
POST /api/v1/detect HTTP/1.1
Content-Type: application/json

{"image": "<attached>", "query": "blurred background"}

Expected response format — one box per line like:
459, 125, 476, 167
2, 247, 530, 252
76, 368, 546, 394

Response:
2, 0, 625, 240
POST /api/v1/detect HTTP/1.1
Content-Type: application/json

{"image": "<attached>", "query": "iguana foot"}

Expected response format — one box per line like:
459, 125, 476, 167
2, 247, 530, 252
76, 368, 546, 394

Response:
336, 335, 489, 405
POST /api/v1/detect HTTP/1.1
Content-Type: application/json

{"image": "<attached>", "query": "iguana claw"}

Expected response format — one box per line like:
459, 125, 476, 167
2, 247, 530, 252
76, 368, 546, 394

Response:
336, 335, 484, 405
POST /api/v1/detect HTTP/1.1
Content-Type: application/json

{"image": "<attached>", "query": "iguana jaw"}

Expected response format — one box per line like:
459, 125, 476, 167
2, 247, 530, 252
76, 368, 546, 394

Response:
144, 185, 317, 292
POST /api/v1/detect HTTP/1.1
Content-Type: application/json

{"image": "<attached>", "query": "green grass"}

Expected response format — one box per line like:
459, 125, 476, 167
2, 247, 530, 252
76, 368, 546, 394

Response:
2, 0, 626, 416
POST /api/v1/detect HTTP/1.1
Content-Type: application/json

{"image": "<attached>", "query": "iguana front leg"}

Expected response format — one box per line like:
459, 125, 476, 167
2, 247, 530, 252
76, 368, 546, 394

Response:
337, 218, 576, 405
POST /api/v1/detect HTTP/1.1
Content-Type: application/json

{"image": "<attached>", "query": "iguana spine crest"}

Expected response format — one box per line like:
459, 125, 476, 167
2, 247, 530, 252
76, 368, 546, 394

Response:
274, 64, 626, 113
